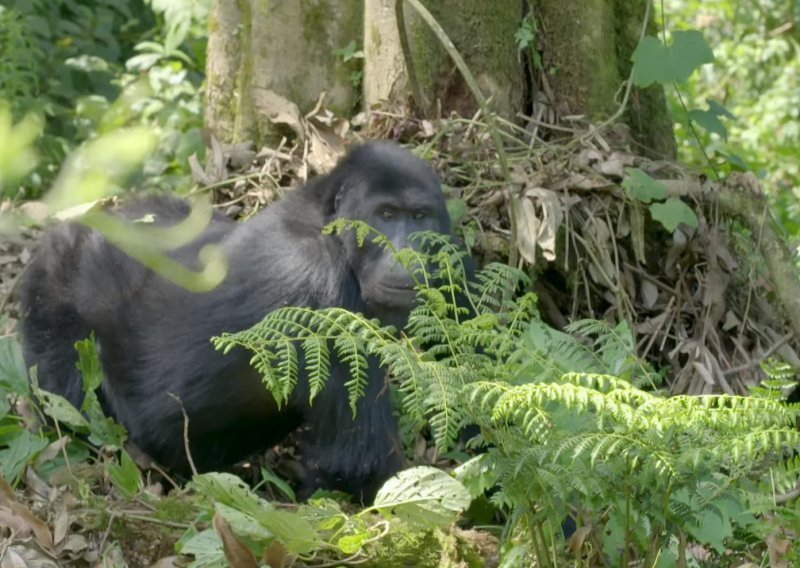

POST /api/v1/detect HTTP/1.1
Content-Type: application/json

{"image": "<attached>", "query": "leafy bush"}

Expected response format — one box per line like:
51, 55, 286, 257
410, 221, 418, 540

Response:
215, 223, 800, 564
0, 0, 208, 198
1, 331, 480, 565
664, 0, 800, 234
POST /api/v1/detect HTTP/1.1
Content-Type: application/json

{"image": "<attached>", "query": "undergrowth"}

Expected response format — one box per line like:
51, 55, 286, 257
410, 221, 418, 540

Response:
213, 222, 800, 565
2, 224, 798, 566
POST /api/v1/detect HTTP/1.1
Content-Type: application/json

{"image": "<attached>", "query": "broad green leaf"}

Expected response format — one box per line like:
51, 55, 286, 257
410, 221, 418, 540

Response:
76, 337, 104, 393
669, 31, 715, 81
622, 168, 668, 204
192, 472, 320, 554
719, 152, 749, 171
631, 37, 669, 87
297, 498, 348, 532
706, 99, 736, 120
337, 531, 371, 554
214, 503, 272, 543
83, 390, 128, 448
632, 31, 714, 87
260, 467, 297, 503
0, 336, 28, 396
687, 509, 730, 553
649, 198, 699, 232
453, 454, 497, 499
0, 429, 49, 483
253, 509, 321, 555
179, 529, 227, 568
374, 466, 471, 529
192, 472, 267, 517
688, 109, 727, 140
107, 449, 143, 498
33, 386, 89, 430
688, 99, 735, 140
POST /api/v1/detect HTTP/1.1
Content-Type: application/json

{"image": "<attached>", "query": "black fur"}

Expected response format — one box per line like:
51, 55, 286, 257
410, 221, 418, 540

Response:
20, 141, 453, 500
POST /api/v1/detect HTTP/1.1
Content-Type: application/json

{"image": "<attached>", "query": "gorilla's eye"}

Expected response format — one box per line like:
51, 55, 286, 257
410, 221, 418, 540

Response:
381, 209, 395, 220
412, 210, 425, 220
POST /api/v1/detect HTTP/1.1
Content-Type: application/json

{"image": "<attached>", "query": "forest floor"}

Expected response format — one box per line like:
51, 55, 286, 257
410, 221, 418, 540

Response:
1, 109, 796, 566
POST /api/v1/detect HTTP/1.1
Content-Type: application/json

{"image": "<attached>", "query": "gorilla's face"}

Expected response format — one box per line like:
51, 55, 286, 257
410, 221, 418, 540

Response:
333, 150, 451, 314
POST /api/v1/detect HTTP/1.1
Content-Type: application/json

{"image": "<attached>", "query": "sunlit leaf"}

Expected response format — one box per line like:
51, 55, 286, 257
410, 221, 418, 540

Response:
632, 31, 714, 87
374, 466, 471, 529
622, 168, 668, 203
0, 104, 42, 194
649, 198, 699, 232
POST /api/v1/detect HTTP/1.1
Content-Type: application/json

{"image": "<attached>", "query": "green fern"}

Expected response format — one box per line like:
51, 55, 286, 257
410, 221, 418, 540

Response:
212, 224, 800, 562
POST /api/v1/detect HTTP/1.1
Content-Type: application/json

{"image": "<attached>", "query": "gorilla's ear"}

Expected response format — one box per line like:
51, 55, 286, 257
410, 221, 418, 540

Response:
334, 186, 345, 213
333, 180, 359, 214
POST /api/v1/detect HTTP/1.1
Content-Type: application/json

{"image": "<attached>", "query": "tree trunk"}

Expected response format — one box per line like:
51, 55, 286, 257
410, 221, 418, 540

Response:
536, 0, 676, 158
205, 0, 362, 145
205, 0, 674, 156
363, 0, 525, 119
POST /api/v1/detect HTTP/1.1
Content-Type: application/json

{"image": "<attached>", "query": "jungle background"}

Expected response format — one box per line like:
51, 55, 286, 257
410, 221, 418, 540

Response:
1, 0, 800, 566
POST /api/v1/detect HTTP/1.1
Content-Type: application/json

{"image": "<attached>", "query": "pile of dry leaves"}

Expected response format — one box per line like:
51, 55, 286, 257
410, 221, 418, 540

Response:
192, 103, 800, 399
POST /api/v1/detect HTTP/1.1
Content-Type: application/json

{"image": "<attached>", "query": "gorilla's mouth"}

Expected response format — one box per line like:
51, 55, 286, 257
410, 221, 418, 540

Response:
380, 283, 416, 294
371, 283, 418, 308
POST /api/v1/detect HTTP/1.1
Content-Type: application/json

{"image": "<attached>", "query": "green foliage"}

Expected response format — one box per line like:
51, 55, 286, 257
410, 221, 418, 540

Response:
650, 198, 700, 231
31, 337, 128, 451
2, 117, 228, 292
215, 226, 526, 448
688, 99, 736, 141
0, 0, 208, 197
3, 323, 477, 564
664, 1, 800, 236
373, 466, 471, 529
514, 13, 542, 70
332, 40, 365, 97
184, 467, 470, 563
0, 333, 138, 496
0, 103, 43, 196
215, 229, 800, 563
623, 167, 699, 231
631, 31, 715, 87
0, 332, 46, 484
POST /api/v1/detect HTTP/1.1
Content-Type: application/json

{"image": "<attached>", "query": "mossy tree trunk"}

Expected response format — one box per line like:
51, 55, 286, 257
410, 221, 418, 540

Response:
205, 0, 362, 145
364, 0, 525, 119
536, 0, 676, 157
205, 0, 675, 157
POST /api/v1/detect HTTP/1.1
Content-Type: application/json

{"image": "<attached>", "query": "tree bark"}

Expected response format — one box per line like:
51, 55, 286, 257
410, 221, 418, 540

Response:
536, 0, 676, 158
206, 0, 675, 158
205, 0, 362, 145
363, 0, 525, 119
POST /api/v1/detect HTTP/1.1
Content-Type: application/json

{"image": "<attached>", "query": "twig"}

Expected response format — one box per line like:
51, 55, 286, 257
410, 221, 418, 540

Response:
168, 393, 198, 477
98, 511, 118, 554
775, 481, 800, 505
396, 0, 516, 267
120, 512, 192, 529
722, 333, 794, 377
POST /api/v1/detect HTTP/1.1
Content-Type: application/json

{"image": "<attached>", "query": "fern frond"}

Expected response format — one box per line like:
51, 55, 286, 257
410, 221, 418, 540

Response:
469, 263, 530, 314
302, 337, 330, 402
214, 307, 396, 407
323, 219, 394, 250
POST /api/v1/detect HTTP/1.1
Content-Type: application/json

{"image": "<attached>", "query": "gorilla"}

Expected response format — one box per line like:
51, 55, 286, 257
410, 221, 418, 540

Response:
20, 141, 454, 500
